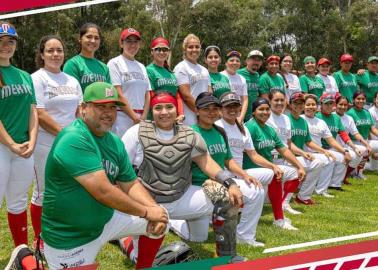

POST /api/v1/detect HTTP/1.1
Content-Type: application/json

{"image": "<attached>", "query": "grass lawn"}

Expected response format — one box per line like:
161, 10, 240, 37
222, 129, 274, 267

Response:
1, 172, 377, 269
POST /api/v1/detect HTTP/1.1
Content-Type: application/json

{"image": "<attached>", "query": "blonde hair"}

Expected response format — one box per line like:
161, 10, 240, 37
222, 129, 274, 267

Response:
182, 34, 200, 57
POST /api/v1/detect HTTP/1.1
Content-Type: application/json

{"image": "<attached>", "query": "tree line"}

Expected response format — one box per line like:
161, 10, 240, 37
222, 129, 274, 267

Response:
5, 0, 378, 73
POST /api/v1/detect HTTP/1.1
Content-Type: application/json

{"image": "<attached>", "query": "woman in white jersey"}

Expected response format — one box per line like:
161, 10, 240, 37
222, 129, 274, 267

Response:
216, 92, 275, 246
335, 95, 369, 181
173, 34, 211, 125
302, 94, 351, 196
279, 53, 301, 101
107, 28, 151, 136
316, 58, 339, 95
267, 90, 326, 210
31, 35, 82, 249
221, 50, 248, 122
368, 92, 378, 170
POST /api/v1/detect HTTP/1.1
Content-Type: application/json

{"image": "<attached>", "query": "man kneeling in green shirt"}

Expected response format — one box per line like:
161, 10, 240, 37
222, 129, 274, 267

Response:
41, 82, 168, 270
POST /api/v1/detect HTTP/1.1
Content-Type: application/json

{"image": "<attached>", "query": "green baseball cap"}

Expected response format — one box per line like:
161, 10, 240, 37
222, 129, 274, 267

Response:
84, 82, 125, 106
368, 56, 378, 63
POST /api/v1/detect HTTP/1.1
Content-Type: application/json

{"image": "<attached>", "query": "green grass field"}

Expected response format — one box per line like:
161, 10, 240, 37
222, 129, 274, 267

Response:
1, 172, 377, 269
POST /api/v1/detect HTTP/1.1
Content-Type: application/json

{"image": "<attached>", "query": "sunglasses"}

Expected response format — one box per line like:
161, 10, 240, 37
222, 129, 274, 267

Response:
153, 47, 170, 53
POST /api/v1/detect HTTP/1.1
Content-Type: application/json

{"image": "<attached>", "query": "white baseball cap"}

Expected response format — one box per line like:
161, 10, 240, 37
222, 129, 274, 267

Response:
247, 50, 263, 59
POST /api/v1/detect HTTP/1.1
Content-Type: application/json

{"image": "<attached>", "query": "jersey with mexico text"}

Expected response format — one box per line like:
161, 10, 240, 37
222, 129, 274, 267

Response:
356, 70, 378, 104
346, 107, 374, 140
333, 70, 358, 104
258, 71, 286, 95
300, 74, 325, 99
42, 118, 136, 249
237, 67, 260, 121
209, 72, 232, 98
316, 111, 346, 149
0, 65, 36, 144
63, 54, 111, 92
288, 113, 312, 150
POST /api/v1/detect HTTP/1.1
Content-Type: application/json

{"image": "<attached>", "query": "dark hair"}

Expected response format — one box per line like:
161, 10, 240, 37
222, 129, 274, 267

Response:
353, 91, 366, 100
374, 92, 378, 100
336, 95, 348, 105
278, 53, 293, 89
304, 94, 318, 104
213, 124, 230, 150
0, 21, 17, 88
204, 45, 221, 58
78, 23, 102, 53
35, 35, 65, 68
268, 89, 286, 100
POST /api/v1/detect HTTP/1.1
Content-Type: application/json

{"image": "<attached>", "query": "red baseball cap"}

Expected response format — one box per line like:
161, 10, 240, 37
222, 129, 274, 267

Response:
320, 92, 335, 104
120, 28, 141, 41
340, 54, 353, 63
317, 58, 331, 66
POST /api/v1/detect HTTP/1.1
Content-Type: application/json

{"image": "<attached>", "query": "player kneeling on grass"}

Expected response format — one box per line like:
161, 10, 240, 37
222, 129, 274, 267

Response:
39, 82, 168, 270
242, 98, 306, 231
121, 92, 246, 264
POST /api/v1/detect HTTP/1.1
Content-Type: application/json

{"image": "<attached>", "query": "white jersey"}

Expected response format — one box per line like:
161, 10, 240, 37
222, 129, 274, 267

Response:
317, 74, 339, 95
174, 60, 210, 125
337, 113, 358, 146
369, 106, 378, 139
267, 112, 291, 156
282, 72, 301, 100
301, 115, 332, 151
107, 55, 151, 110
32, 68, 82, 146
215, 119, 254, 167
221, 70, 248, 97
122, 124, 205, 168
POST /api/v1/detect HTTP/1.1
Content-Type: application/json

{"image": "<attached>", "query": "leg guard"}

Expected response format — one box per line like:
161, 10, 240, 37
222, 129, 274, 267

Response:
202, 180, 238, 257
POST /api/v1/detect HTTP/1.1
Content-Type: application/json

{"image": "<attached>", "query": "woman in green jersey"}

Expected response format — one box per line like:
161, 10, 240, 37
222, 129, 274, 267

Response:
0, 22, 38, 248
146, 37, 184, 122
299, 56, 326, 99
63, 23, 111, 92
204, 45, 232, 99
347, 91, 378, 172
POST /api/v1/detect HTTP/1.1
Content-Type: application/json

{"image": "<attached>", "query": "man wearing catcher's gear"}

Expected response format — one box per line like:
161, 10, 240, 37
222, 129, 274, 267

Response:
121, 92, 245, 264
41, 82, 168, 270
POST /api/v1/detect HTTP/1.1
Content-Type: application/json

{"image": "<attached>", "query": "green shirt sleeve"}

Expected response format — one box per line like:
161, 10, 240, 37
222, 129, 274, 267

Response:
299, 76, 309, 93
258, 76, 269, 94
116, 140, 137, 182
63, 59, 81, 83
146, 67, 157, 91
54, 131, 103, 178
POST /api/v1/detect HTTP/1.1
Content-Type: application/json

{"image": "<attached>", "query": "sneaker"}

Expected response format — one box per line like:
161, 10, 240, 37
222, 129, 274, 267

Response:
295, 196, 315, 205
320, 192, 335, 198
283, 204, 302, 215
353, 171, 367, 180
273, 219, 299, 231
229, 255, 248, 263
237, 238, 265, 247
119, 237, 136, 264
5, 244, 34, 270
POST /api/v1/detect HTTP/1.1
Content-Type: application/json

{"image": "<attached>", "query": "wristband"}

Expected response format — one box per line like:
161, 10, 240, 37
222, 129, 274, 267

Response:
215, 170, 236, 189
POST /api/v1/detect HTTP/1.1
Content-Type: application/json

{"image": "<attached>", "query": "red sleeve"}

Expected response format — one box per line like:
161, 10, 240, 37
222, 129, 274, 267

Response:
176, 91, 184, 116
338, 130, 350, 143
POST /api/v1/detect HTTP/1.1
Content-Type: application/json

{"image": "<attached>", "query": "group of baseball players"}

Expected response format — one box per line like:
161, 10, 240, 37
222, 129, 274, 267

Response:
1, 21, 378, 270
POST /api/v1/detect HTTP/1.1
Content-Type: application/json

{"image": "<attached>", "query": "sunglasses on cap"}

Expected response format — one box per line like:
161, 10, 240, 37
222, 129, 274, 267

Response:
153, 47, 170, 53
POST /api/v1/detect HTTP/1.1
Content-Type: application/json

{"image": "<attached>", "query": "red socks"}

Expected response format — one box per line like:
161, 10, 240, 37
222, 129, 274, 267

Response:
268, 177, 284, 220
7, 211, 28, 246
282, 179, 300, 203
30, 203, 42, 240
136, 235, 165, 269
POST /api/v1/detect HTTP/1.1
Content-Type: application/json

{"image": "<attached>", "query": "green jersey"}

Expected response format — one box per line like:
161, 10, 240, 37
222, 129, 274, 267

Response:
243, 119, 285, 169
316, 112, 345, 148
209, 72, 232, 98
346, 107, 374, 140
63, 55, 111, 92
288, 114, 312, 150
146, 63, 178, 95
42, 118, 136, 249
333, 70, 358, 103
0, 65, 36, 143
258, 72, 286, 95
191, 125, 232, 186
356, 70, 378, 104
237, 67, 260, 121
299, 74, 325, 99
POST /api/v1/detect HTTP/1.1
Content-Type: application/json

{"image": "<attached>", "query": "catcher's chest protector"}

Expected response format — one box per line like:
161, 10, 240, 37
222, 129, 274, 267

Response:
138, 121, 195, 203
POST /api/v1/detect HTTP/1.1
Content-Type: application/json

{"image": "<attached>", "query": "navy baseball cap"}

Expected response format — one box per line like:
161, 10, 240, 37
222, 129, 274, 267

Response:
195, 92, 220, 109
0, 23, 18, 39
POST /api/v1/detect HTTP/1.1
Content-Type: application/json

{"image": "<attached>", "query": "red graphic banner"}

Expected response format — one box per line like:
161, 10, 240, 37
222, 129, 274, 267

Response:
0, 0, 75, 13
213, 239, 378, 270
